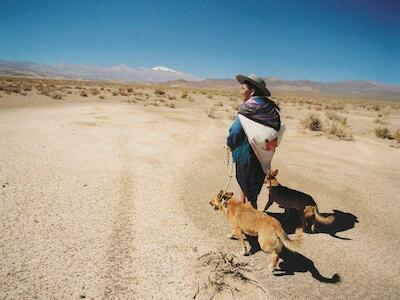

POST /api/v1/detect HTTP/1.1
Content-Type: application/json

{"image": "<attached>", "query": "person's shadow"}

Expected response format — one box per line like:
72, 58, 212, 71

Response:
267, 208, 359, 240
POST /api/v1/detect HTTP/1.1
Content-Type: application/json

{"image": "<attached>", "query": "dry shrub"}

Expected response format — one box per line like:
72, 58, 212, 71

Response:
207, 111, 216, 119
187, 96, 195, 102
216, 101, 224, 107
90, 88, 100, 96
394, 129, 400, 143
168, 95, 176, 100
112, 91, 118, 96
99, 95, 105, 99
181, 91, 188, 99
195, 252, 265, 299
22, 84, 32, 91
119, 88, 129, 96
369, 104, 381, 111
324, 121, 353, 140
38, 86, 54, 97
122, 99, 137, 104
325, 112, 347, 125
301, 114, 323, 131
1, 83, 22, 94
374, 118, 387, 125
51, 92, 63, 100
165, 102, 176, 109
374, 126, 390, 139
154, 88, 165, 95
324, 103, 346, 111
207, 94, 213, 99
80, 90, 88, 97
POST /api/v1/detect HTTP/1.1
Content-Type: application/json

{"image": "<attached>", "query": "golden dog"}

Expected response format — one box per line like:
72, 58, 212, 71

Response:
210, 190, 302, 272
264, 169, 335, 233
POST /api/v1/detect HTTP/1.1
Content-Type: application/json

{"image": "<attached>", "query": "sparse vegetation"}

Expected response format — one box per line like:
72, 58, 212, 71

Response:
80, 90, 88, 97
154, 88, 165, 95
165, 102, 176, 109
324, 121, 353, 140
394, 129, 400, 143
374, 126, 391, 139
51, 92, 63, 100
195, 251, 266, 299
90, 88, 100, 96
325, 111, 347, 125
301, 114, 323, 131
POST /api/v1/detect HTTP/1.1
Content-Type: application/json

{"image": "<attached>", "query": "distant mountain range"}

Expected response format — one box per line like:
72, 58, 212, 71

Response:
1, 60, 399, 98
164, 78, 400, 98
0, 60, 200, 82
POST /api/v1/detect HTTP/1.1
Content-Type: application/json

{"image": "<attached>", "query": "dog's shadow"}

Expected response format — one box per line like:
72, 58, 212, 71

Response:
267, 209, 359, 240
244, 237, 340, 284
274, 248, 340, 283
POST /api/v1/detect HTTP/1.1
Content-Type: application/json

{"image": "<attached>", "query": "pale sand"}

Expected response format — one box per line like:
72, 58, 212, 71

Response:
1, 88, 400, 299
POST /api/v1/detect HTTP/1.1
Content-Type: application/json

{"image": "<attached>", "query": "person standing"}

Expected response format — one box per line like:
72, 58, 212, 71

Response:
227, 74, 283, 209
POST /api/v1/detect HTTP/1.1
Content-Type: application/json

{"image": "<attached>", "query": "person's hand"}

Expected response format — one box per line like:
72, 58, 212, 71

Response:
265, 138, 278, 151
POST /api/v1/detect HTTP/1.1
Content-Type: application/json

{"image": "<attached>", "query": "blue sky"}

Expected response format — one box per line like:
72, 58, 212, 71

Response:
0, 0, 399, 83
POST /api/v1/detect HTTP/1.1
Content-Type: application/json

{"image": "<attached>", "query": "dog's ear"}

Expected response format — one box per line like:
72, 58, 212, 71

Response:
225, 192, 233, 197
271, 169, 278, 177
218, 190, 223, 198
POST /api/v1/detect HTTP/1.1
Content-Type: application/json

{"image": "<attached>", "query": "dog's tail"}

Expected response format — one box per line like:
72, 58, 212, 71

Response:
314, 206, 335, 225
276, 226, 303, 252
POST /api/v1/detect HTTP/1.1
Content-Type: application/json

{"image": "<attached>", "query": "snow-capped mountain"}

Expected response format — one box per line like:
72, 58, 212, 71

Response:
152, 66, 177, 73
0, 60, 201, 82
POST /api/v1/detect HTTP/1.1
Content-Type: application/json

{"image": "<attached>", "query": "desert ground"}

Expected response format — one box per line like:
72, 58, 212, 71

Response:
1, 77, 400, 299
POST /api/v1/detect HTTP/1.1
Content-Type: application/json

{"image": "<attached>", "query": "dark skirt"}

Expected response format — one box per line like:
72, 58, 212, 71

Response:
235, 147, 266, 206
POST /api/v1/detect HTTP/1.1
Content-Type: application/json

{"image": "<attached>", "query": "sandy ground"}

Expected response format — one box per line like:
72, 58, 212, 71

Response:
1, 89, 400, 299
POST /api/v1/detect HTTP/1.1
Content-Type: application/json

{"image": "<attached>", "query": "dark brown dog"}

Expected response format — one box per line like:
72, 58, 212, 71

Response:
264, 170, 335, 233
210, 190, 303, 272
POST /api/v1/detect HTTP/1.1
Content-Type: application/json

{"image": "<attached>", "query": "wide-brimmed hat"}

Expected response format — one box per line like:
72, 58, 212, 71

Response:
236, 74, 271, 97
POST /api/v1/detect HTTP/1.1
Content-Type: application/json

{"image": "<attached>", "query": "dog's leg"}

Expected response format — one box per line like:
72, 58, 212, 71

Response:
235, 228, 248, 256
226, 229, 237, 240
299, 212, 307, 232
311, 216, 316, 233
269, 252, 279, 272
263, 198, 273, 212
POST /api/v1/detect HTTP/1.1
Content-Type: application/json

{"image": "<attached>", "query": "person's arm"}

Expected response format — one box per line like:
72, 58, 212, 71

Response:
227, 117, 245, 150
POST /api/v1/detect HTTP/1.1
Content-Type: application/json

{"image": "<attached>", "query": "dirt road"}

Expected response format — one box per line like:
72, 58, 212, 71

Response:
1, 102, 399, 299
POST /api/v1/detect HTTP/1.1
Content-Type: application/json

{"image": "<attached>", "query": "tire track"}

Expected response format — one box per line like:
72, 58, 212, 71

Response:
102, 158, 137, 298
